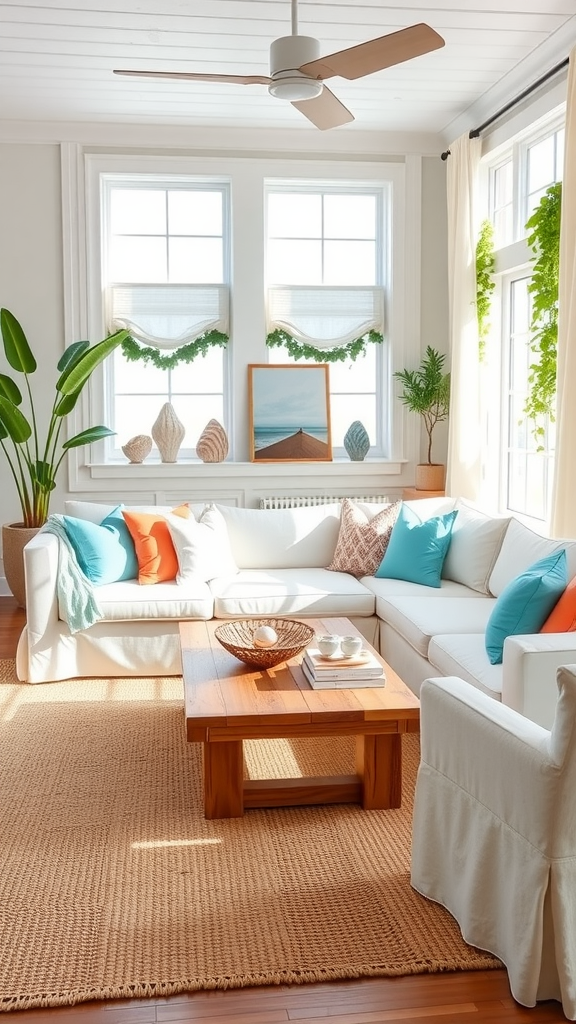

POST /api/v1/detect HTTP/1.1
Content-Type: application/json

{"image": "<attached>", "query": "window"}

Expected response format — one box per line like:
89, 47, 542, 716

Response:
503, 274, 555, 520
265, 183, 389, 457
100, 176, 229, 461
485, 117, 563, 524
76, 152, 408, 481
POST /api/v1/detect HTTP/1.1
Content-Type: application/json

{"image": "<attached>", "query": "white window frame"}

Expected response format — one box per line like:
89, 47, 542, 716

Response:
481, 106, 564, 526
99, 172, 231, 463
264, 179, 390, 459
62, 147, 414, 495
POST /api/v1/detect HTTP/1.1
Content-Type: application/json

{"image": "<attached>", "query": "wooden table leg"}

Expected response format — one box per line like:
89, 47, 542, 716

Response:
204, 740, 244, 818
356, 733, 402, 809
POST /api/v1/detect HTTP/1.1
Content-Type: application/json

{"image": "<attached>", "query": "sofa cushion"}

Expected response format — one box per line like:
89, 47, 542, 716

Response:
215, 503, 341, 569
488, 517, 576, 596
428, 633, 503, 700
377, 595, 495, 658
541, 575, 576, 632
327, 498, 401, 577
361, 575, 485, 603
93, 578, 214, 620
165, 504, 238, 583
62, 506, 138, 585
122, 506, 190, 585
210, 567, 375, 619
485, 550, 568, 665
442, 499, 510, 594
64, 500, 205, 524
375, 505, 458, 588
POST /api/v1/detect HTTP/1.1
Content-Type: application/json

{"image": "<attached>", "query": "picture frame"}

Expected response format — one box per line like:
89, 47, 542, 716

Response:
248, 364, 332, 462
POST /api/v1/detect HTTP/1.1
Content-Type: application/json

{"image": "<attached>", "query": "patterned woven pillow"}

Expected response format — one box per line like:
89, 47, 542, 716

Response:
327, 498, 402, 577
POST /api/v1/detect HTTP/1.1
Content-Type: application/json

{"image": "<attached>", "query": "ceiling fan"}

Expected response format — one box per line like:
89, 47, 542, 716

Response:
113, 0, 445, 131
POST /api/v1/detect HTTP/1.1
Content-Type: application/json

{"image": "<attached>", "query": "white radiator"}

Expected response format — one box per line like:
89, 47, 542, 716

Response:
259, 494, 390, 509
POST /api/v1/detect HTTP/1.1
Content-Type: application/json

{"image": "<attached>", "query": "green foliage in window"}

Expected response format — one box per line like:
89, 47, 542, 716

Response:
524, 182, 561, 437
266, 329, 383, 363
475, 219, 496, 359
121, 330, 228, 370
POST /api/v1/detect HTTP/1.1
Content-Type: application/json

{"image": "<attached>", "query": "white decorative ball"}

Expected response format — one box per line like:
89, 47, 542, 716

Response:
253, 625, 278, 648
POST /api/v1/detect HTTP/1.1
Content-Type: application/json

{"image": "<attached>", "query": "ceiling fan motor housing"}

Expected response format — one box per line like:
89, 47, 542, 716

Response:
268, 35, 323, 101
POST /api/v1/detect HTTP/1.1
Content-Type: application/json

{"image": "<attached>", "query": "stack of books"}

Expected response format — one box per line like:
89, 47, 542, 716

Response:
301, 645, 386, 689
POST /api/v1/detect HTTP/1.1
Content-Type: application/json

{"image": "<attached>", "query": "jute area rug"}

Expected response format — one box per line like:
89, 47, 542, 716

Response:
0, 658, 500, 1012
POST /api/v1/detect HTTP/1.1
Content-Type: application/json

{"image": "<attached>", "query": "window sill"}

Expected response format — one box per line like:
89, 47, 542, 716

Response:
88, 459, 404, 480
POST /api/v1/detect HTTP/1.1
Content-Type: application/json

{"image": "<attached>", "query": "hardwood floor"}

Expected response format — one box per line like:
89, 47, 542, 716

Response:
0, 597, 568, 1023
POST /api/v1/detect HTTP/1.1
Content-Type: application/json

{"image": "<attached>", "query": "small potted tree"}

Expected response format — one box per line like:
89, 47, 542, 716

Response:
394, 345, 450, 491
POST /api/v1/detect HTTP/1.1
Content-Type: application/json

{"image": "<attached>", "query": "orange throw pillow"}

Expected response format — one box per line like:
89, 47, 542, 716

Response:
541, 575, 576, 632
122, 505, 190, 585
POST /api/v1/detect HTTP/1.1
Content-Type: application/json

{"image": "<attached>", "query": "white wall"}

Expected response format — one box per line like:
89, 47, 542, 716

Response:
0, 131, 449, 589
420, 155, 449, 462
0, 142, 68, 528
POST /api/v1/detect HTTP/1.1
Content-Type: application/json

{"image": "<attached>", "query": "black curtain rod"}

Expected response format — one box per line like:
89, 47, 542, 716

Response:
440, 55, 570, 160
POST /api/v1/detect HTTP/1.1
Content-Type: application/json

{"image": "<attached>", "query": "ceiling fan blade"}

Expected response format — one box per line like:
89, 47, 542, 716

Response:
292, 86, 354, 130
113, 70, 271, 86
300, 23, 444, 81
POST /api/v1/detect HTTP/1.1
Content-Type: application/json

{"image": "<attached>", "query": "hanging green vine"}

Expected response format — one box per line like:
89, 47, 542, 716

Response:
121, 329, 228, 370
266, 328, 383, 363
475, 218, 496, 359
523, 181, 561, 436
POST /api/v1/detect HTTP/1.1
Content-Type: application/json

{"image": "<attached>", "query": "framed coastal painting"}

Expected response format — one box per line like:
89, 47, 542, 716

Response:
248, 364, 332, 462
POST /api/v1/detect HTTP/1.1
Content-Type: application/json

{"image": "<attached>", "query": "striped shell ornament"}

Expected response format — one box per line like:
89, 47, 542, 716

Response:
196, 418, 229, 463
151, 402, 185, 463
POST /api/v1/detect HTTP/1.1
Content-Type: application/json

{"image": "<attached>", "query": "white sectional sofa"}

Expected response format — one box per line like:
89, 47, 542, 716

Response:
16, 494, 576, 730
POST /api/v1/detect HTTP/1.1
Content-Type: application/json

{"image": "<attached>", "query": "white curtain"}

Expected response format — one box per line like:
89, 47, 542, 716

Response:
445, 133, 482, 500
107, 283, 229, 350
551, 46, 576, 538
266, 285, 385, 347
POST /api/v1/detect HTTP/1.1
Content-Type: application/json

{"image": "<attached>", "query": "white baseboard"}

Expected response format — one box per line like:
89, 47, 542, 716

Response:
0, 574, 11, 597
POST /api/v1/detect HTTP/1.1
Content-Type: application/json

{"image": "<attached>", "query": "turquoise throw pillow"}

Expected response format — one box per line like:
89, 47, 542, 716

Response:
375, 505, 458, 588
63, 505, 138, 585
485, 549, 567, 665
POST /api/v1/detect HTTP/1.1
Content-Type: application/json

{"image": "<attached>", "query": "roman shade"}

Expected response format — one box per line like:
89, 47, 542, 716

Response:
266, 284, 385, 347
107, 283, 229, 350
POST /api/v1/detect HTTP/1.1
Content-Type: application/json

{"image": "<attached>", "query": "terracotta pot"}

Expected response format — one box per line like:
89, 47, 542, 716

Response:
2, 522, 40, 609
415, 463, 445, 491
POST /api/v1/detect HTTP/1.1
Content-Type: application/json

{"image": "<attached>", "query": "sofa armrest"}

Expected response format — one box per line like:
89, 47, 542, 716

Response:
23, 531, 60, 641
502, 632, 576, 730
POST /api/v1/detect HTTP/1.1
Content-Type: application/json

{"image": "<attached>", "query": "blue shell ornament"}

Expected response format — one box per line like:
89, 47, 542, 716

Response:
343, 420, 370, 461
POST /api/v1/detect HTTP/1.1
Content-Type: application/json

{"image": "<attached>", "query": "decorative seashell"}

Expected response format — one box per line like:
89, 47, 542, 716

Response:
343, 420, 370, 462
121, 434, 153, 464
196, 418, 229, 463
151, 402, 185, 463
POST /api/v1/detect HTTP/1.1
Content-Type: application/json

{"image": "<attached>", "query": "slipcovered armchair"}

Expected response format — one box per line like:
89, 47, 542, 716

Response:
410, 668, 576, 1019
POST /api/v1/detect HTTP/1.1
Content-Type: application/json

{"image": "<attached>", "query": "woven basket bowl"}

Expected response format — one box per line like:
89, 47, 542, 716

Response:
214, 618, 315, 669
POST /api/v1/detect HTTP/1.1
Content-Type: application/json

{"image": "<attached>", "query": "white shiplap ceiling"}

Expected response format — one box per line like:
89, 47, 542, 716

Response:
1, 0, 576, 145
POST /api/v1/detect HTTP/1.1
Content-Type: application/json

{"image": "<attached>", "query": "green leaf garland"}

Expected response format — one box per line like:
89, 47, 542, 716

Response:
121, 330, 228, 370
524, 182, 561, 436
266, 328, 383, 363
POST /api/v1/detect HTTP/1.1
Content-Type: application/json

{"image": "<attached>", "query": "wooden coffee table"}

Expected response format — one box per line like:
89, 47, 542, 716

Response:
180, 616, 419, 819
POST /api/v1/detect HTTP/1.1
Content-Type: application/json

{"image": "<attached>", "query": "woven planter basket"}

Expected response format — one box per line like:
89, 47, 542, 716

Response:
2, 523, 40, 609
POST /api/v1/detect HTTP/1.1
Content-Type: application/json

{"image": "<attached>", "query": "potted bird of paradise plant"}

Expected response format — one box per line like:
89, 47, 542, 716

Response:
0, 308, 129, 606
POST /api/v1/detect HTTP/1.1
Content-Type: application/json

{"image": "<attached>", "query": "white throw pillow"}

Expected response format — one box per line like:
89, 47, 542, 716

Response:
166, 504, 238, 582
442, 499, 510, 594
